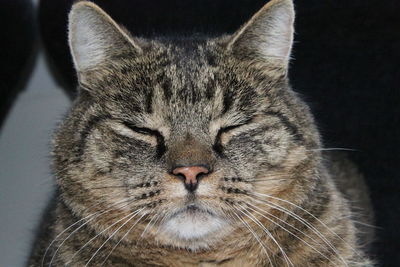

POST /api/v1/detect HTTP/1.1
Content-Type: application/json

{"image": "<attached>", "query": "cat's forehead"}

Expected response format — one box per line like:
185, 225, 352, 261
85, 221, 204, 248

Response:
128, 40, 224, 111
148, 39, 220, 88
147, 43, 221, 127
90, 39, 263, 129
139, 41, 258, 122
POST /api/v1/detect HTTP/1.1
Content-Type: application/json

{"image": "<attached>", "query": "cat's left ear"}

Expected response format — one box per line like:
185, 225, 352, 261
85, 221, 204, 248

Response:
227, 0, 294, 68
68, 1, 141, 74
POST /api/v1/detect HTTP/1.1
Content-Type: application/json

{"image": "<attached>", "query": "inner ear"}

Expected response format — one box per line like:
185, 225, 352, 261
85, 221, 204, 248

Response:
68, 1, 141, 73
227, 0, 294, 66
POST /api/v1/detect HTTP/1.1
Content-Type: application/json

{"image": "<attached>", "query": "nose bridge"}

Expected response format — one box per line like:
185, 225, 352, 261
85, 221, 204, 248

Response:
167, 132, 214, 170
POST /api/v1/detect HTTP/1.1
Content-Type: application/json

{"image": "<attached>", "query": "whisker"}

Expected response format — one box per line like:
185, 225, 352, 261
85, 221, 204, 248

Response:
65, 208, 143, 266
100, 212, 148, 266
352, 220, 380, 229
226, 203, 274, 267
43, 199, 118, 267
152, 213, 168, 236
253, 192, 359, 255
245, 202, 334, 264
250, 195, 342, 259
250, 193, 350, 266
47, 197, 136, 267
237, 204, 293, 267
43, 211, 98, 267
140, 212, 160, 239
84, 208, 145, 266
305, 148, 357, 152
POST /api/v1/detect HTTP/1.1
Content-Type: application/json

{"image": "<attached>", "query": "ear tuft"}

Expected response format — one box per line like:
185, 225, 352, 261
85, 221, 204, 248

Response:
228, 0, 294, 66
68, 1, 141, 72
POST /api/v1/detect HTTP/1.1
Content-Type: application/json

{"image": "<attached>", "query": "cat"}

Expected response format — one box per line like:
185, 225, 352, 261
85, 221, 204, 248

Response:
28, 0, 374, 266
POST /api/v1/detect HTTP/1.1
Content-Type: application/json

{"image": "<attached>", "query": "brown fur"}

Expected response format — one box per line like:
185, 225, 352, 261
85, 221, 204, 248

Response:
29, 0, 374, 266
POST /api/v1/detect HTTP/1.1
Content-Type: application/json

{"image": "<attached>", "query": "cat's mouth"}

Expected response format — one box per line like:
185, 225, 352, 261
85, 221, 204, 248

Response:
159, 203, 225, 240
166, 203, 216, 221
177, 204, 214, 216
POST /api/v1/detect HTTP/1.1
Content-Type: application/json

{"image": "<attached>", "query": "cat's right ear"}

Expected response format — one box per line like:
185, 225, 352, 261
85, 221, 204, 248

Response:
68, 1, 141, 76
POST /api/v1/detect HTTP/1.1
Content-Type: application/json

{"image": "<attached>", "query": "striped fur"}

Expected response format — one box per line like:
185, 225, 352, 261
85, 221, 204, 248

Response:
29, 0, 374, 266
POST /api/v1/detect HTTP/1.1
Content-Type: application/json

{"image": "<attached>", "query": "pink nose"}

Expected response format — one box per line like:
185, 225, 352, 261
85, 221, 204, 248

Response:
172, 166, 210, 191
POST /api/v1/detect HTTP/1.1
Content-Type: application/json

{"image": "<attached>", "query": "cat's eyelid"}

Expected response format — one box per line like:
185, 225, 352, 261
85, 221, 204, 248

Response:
213, 122, 249, 154
218, 123, 246, 134
105, 121, 157, 146
122, 121, 158, 136
218, 117, 254, 134
109, 121, 166, 153
119, 121, 166, 157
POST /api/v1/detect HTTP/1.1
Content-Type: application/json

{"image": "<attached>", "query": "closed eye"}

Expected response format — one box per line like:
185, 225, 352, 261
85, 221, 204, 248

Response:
217, 124, 244, 136
213, 123, 249, 154
121, 121, 166, 157
122, 122, 159, 136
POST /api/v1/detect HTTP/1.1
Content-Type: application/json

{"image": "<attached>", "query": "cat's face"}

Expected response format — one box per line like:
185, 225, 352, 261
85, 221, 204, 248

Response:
55, 0, 320, 249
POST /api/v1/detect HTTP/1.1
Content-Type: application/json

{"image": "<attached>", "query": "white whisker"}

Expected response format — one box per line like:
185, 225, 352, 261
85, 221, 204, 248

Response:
100, 212, 148, 266
84, 208, 145, 266
251, 192, 350, 266
237, 203, 293, 267
245, 202, 334, 264
47, 197, 136, 267
139, 212, 159, 239
253, 192, 358, 254
227, 204, 274, 266
65, 208, 143, 266
251, 195, 342, 259
305, 148, 357, 152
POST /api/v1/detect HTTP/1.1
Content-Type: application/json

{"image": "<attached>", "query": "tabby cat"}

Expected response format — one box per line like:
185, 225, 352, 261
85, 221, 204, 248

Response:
29, 0, 374, 266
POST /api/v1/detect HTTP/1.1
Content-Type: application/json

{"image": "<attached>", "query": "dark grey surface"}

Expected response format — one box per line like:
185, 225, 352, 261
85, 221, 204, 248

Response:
0, 51, 70, 266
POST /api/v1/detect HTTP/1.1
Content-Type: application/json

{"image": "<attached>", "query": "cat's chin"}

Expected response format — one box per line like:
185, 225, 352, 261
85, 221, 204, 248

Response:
157, 205, 229, 249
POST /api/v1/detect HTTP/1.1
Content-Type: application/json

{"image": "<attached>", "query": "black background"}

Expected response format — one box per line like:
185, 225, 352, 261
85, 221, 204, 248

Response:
1, 0, 399, 265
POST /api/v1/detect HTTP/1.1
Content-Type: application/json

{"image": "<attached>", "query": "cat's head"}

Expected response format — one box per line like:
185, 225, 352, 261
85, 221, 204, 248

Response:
55, 0, 321, 250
